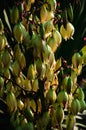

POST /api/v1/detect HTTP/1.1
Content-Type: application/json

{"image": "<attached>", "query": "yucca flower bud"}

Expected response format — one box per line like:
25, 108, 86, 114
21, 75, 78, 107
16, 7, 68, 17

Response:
40, 4, 54, 23
60, 22, 75, 40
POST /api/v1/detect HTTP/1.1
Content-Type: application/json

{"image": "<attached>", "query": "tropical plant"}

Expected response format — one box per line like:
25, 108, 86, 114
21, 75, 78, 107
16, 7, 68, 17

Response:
0, 0, 86, 130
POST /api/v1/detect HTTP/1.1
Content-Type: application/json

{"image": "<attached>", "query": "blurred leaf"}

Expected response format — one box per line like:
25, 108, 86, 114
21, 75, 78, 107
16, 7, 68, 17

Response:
3, 9, 12, 32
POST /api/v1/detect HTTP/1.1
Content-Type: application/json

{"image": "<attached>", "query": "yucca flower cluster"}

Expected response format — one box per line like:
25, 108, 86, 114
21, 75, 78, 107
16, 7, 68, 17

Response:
0, 0, 86, 130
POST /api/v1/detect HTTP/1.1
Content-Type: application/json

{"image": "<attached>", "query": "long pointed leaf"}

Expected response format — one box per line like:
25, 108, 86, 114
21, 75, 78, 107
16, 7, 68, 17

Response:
3, 9, 12, 32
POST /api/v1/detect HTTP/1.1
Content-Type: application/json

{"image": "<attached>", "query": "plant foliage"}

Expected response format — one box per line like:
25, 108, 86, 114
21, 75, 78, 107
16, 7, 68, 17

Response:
0, 0, 86, 130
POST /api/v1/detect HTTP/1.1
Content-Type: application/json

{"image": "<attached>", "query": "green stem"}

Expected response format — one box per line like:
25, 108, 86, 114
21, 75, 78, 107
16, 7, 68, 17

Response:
39, 79, 46, 113
58, 123, 63, 130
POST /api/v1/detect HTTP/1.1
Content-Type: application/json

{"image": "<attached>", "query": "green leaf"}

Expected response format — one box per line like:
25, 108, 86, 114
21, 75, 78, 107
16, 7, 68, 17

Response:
3, 9, 12, 32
